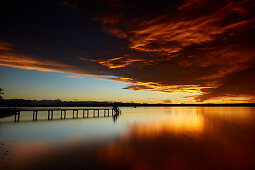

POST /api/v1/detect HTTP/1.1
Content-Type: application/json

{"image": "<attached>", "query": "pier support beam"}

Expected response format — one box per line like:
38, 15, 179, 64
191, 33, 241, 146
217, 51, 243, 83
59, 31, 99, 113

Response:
51, 110, 53, 120
61, 110, 66, 119
48, 110, 53, 120
85, 110, 87, 118
33, 110, 38, 121
14, 111, 20, 122
73, 110, 78, 119
18, 111, 20, 122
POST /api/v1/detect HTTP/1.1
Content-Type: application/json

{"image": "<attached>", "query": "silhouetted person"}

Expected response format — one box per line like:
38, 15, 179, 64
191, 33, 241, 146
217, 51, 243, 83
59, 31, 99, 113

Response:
112, 102, 119, 113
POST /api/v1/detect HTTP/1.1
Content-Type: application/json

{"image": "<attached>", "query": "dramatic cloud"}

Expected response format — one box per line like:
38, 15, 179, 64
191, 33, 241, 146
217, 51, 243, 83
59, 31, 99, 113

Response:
0, 0, 255, 102
94, 0, 255, 102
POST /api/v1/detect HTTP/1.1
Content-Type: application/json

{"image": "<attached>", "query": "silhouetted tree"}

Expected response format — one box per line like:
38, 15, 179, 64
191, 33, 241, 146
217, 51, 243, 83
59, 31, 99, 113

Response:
0, 88, 4, 99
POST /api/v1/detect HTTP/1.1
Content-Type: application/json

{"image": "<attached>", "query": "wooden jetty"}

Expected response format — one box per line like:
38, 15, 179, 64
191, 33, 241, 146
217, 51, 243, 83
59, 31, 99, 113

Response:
1, 107, 121, 122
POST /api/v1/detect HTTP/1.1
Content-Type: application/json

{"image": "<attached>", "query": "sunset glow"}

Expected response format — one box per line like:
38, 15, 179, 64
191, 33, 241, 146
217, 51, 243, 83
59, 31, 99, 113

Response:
1, 1, 255, 169
0, 0, 254, 103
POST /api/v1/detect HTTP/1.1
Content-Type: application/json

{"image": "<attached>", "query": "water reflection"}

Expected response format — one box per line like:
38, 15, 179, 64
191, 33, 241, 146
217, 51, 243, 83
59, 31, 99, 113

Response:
131, 111, 204, 138
1, 107, 255, 170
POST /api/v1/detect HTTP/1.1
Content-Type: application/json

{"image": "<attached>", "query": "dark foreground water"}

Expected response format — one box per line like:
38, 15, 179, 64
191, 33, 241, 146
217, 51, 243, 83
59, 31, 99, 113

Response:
1, 107, 255, 170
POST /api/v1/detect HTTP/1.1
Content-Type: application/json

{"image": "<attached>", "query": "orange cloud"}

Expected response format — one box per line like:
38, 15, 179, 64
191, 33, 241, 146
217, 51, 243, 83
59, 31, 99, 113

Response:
129, 2, 254, 55
94, 14, 127, 39
0, 43, 84, 74
123, 81, 214, 94
66, 75, 132, 83
102, 27, 127, 39
98, 57, 144, 68
178, 0, 209, 10
0, 41, 13, 50
180, 45, 255, 79
129, 16, 220, 53
93, 0, 255, 102
0, 53, 74, 73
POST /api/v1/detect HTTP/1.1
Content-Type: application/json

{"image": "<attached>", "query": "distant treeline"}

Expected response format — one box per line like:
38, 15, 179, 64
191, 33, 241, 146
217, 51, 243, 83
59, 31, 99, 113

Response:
1, 99, 255, 107
0, 99, 115, 107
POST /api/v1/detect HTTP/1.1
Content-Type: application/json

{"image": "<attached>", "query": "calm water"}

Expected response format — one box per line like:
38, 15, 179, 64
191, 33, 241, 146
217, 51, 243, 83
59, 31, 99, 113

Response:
1, 107, 255, 170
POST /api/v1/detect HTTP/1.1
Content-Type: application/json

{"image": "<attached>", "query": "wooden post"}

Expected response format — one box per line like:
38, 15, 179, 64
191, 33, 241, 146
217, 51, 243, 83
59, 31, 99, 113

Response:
33, 111, 35, 121
73, 110, 75, 119
87, 110, 89, 118
17, 111, 20, 122
76, 110, 78, 119
51, 110, 53, 120
14, 111, 17, 122
35, 111, 38, 121
98, 110, 99, 117
61, 110, 66, 119
83, 110, 85, 118
93, 110, 95, 117
15, 111, 20, 122
48, 110, 50, 120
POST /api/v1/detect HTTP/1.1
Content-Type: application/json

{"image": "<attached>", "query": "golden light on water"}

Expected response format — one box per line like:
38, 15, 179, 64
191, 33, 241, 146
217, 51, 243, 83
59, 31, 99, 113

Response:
132, 112, 204, 137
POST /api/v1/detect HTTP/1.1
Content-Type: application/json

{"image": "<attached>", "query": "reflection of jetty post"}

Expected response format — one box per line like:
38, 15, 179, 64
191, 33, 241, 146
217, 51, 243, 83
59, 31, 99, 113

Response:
6, 107, 121, 122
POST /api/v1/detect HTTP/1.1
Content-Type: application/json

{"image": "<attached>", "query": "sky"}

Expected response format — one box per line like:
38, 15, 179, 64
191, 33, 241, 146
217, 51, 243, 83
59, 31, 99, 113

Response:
0, 0, 255, 103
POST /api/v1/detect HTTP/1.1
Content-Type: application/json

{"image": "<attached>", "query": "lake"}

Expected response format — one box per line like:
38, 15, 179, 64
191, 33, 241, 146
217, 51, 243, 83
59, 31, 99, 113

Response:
1, 107, 255, 170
